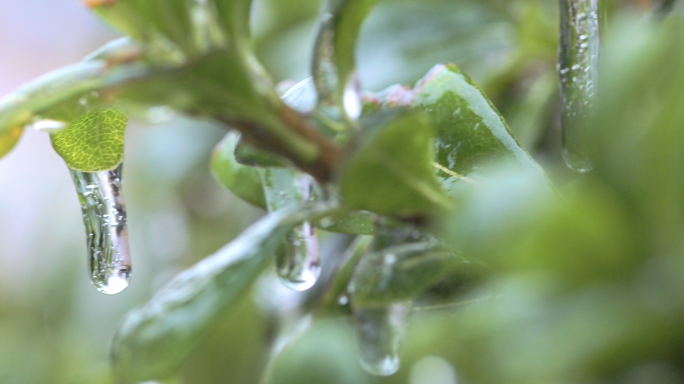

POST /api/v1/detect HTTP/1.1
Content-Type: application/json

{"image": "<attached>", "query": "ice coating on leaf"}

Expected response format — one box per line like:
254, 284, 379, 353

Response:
281, 77, 317, 114
0, 61, 108, 135
352, 302, 409, 376
211, 131, 267, 209
558, 0, 599, 172
339, 110, 452, 216
312, 0, 376, 122
275, 176, 321, 291
70, 163, 131, 295
110, 205, 330, 383
409, 64, 548, 196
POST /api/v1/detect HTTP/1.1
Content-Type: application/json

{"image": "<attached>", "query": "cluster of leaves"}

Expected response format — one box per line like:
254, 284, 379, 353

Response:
2, 0, 684, 384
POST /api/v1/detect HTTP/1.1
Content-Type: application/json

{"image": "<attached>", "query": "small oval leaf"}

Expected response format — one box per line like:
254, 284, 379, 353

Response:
339, 110, 451, 216
50, 108, 128, 172
210, 132, 267, 209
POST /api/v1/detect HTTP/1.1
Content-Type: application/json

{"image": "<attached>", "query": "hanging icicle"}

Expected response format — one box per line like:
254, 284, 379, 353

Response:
260, 168, 321, 291
352, 302, 410, 376
275, 175, 321, 291
558, 0, 599, 172
71, 163, 131, 294
312, 0, 376, 123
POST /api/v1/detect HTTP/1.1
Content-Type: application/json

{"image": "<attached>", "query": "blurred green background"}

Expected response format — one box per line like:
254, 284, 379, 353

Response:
1, 0, 683, 383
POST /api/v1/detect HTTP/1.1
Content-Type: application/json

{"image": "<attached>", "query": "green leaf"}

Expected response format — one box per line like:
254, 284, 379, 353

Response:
262, 321, 373, 384
0, 61, 107, 134
412, 64, 547, 194
349, 224, 465, 307
234, 137, 288, 167
87, 0, 198, 55
317, 235, 373, 316
0, 126, 23, 160
0, 38, 149, 150
339, 110, 451, 216
210, 132, 266, 209
259, 167, 310, 212
312, 0, 377, 118
316, 211, 375, 235
332, 0, 377, 93
49, 109, 128, 172
111, 204, 331, 383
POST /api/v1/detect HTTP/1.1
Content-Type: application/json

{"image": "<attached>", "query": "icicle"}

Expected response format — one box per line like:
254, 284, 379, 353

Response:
352, 302, 410, 376
311, 0, 365, 122
275, 176, 321, 291
70, 163, 131, 294
558, 0, 599, 172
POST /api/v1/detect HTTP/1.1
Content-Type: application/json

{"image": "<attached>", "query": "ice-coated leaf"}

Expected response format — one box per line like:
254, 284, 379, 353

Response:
339, 110, 451, 216
231, 77, 318, 168
234, 137, 288, 167
317, 235, 373, 316
50, 109, 128, 172
86, 0, 198, 54
330, 0, 376, 97
111, 204, 331, 383
0, 38, 148, 158
0, 127, 23, 160
411, 64, 547, 196
0, 61, 109, 134
210, 132, 266, 209
349, 225, 464, 307
259, 167, 307, 212
316, 211, 375, 235
350, 246, 463, 307
313, 0, 377, 117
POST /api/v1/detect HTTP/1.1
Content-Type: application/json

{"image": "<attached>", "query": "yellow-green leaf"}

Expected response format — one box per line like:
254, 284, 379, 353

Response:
50, 109, 128, 172
0, 126, 24, 159
339, 110, 451, 216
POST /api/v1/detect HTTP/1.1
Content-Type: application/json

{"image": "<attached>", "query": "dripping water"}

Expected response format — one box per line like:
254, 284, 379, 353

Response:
275, 176, 321, 291
352, 302, 410, 376
558, 0, 599, 172
70, 163, 131, 294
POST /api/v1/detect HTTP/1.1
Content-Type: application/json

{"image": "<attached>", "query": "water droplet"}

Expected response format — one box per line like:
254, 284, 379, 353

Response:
276, 221, 321, 291
352, 303, 410, 376
338, 295, 349, 306
559, 0, 599, 172
70, 163, 131, 294
275, 175, 320, 291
